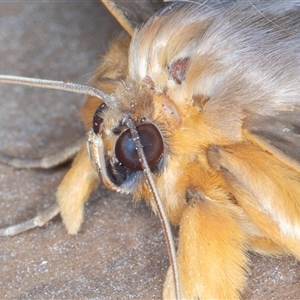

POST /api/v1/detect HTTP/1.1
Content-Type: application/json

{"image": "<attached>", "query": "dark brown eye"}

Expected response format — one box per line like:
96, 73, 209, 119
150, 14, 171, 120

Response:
115, 123, 164, 171
93, 103, 107, 134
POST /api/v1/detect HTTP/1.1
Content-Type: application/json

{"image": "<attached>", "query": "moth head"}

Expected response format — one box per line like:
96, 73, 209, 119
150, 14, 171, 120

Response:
87, 82, 180, 194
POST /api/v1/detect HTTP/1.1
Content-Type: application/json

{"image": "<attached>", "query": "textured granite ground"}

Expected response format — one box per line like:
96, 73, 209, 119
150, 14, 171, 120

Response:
0, 1, 299, 299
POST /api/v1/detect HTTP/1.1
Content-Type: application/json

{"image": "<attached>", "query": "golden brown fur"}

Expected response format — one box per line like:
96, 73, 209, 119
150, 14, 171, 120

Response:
57, 1, 300, 298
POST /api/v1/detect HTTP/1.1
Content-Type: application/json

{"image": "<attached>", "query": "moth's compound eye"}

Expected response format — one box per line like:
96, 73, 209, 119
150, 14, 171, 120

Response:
115, 123, 164, 171
93, 102, 107, 134
93, 115, 103, 134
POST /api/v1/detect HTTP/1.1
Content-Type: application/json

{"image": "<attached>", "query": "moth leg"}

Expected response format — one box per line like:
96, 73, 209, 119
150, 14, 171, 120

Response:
163, 196, 248, 299
0, 203, 59, 237
0, 142, 98, 236
57, 143, 99, 234
248, 236, 286, 256
207, 143, 300, 259
0, 137, 84, 169
0, 140, 91, 236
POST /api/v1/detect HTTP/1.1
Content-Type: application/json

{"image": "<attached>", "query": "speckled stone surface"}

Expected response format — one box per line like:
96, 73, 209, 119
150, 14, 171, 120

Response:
0, 1, 299, 299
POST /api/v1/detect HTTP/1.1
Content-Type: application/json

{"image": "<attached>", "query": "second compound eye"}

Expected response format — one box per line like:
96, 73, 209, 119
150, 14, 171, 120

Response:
92, 103, 107, 134
115, 123, 164, 171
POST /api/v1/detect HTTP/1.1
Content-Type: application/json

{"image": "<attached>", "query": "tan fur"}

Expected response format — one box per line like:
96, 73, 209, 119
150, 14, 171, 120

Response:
57, 145, 98, 234
56, 2, 300, 298
80, 36, 130, 129
57, 37, 130, 234
165, 199, 247, 299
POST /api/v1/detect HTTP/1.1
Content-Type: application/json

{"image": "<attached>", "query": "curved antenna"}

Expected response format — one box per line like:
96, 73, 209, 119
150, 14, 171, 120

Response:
0, 74, 181, 298
0, 75, 113, 104
0, 74, 113, 236
124, 115, 181, 300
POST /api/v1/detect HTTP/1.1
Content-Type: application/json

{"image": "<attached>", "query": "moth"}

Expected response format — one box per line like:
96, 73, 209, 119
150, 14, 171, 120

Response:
1, 0, 300, 299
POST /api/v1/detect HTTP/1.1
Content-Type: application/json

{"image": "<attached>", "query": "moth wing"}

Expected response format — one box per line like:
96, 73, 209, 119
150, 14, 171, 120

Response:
242, 110, 300, 172
209, 144, 300, 257
101, 0, 166, 35
207, 109, 300, 255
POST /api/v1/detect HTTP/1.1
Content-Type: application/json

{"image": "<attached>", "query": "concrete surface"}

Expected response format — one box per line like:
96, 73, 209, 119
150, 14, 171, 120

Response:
0, 1, 299, 299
